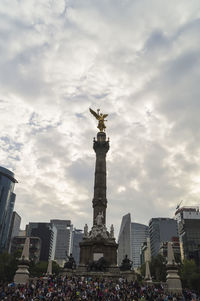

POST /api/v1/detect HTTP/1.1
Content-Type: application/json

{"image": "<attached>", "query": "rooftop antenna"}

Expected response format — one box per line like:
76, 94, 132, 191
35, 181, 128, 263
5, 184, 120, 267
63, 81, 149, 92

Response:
176, 200, 183, 210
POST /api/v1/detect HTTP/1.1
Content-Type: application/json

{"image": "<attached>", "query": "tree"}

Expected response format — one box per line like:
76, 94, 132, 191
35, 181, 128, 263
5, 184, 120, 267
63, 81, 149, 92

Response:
30, 261, 61, 277
150, 254, 166, 282
0, 252, 18, 282
180, 259, 200, 292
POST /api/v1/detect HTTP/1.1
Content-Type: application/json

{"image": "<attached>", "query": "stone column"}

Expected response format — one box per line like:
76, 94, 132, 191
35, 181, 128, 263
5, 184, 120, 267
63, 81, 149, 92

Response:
14, 237, 30, 285
47, 259, 52, 275
92, 132, 109, 226
166, 242, 182, 294
144, 261, 152, 283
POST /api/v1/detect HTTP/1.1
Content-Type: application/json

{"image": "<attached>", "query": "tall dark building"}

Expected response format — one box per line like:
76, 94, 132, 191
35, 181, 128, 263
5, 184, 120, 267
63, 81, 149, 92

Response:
27, 222, 57, 261
71, 228, 83, 265
7, 211, 21, 252
0, 166, 17, 252
11, 236, 41, 262
118, 213, 149, 268
149, 218, 178, 258
175, 206, 200, 266
50, 219, 73, 266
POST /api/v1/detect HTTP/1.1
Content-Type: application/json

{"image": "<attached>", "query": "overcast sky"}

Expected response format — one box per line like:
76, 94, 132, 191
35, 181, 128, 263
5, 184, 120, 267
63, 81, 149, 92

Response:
1, 0, 200, 236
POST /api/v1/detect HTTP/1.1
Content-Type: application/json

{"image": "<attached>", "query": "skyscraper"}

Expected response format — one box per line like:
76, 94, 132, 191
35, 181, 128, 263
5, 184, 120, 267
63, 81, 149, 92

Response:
27, 222, 57, 261
50, 219, 73, 266
149, 218, 178, 258
71, 228, 83, 265
117, 213, 131, 266
118, 213, 149, 268
175, 206, 200, 265
0, 166, 17, 252
131, 222, 149, 268
7, 211, 21, 252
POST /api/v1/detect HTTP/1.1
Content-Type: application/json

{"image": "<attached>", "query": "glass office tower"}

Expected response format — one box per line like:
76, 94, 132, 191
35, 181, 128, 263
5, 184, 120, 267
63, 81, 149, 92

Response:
0, 166, 17, 252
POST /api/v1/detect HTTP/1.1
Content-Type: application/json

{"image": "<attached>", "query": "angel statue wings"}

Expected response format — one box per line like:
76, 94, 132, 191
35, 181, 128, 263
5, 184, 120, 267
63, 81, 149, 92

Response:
89, 108, 108, 132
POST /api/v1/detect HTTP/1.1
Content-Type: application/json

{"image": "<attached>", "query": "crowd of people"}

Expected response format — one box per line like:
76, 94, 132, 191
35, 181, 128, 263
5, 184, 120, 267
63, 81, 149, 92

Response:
0, 275, 199, 301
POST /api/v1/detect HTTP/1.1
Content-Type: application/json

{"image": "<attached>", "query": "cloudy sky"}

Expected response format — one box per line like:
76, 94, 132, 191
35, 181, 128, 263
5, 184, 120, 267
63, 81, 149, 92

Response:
1, 0, 200, 235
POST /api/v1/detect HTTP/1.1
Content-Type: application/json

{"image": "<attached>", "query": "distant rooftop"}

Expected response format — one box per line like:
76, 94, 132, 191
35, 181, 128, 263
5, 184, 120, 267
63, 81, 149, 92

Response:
0, 166, 18, 183
175, 206, 199, 216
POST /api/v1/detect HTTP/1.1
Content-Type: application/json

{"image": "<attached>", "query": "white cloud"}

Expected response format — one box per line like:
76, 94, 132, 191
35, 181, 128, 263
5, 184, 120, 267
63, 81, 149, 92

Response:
0, 0, 200, 236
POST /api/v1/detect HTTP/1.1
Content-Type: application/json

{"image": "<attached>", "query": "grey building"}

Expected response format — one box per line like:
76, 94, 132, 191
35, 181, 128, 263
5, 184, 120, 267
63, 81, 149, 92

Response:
175, 206, 200, 266
50, 220, 73, 266
27, 222, 57, 261
11, 236, 41, 262
149, 218, 178, 258
131, 222, 149, 268
118, 213, 149, 268
0, 166, 17, 252
118, 213, 131, 266
7, 211, 21, 252
71, 228, 83, 265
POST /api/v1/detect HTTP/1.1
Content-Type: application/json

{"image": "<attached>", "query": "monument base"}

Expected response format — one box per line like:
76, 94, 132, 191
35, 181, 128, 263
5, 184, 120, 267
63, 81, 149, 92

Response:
166, 266, 182, 294
14, 264, 29, 285
79, 237, 118, 267
61, 267, 137, 282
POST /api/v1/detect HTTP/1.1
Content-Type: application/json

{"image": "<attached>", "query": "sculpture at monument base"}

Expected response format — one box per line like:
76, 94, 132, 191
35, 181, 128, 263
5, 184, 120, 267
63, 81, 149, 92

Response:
119, 254, 133, 271
87, 257, 108, 272
64, 253, 76, 270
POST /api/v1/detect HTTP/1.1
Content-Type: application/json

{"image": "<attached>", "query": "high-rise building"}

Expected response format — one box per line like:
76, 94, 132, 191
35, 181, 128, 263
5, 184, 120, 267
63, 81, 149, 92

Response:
11, 236, 41, 262
117, 213, 131, 266
118, 213, 149, 268
7, 211, 21, 252
71, 228, 83, 265
159, 236, 181, 262
27, 222, 57, 261
50, 219, 73, 266
149, 218, 178, 258
131, 223, 149, 268
175, 206, 200, 266
0, 166, 17, 252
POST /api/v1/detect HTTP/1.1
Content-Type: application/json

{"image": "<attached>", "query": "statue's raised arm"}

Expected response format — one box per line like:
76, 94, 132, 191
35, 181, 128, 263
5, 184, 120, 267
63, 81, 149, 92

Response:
89, 108, 108, 132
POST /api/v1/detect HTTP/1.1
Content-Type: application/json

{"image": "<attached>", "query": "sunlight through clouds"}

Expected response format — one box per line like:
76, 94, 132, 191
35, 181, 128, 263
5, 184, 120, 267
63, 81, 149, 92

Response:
0, 0, 200, 234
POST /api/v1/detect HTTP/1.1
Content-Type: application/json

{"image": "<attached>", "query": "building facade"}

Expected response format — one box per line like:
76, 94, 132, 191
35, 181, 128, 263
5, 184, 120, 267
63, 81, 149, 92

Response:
50, 219, 73, 266
131, 222, 149, 268
7, 211, 21, 252
11, 236, 41, 262
159, 236, 181, 262
27, 222, 57, 261
0, 166, 17, 252
118, 213, 149, 268
117, 213, 131, 266
175, 206, 200, 266
71, 228, 83, 265
149, 218, 178, 258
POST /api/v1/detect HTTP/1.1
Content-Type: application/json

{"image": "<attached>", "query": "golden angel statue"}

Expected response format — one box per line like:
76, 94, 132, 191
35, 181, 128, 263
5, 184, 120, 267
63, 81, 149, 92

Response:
89, 108, 108, 132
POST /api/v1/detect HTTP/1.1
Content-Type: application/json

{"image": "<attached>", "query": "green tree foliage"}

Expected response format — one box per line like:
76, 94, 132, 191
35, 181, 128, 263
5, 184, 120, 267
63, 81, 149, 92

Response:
29, 261, 61, 277
0, 252, 18, 282
180, 259, 200, 292
139, 255, 167, 282
150, 254, 166, 282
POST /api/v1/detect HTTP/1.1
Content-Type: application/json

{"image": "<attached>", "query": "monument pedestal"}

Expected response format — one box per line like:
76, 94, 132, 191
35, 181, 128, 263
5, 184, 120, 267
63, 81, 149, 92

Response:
79, 237, 118, 268
165, 242, 182, 295
121, 270, 136, 282
166, 265, 182, 294
14, 264, 29, 285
